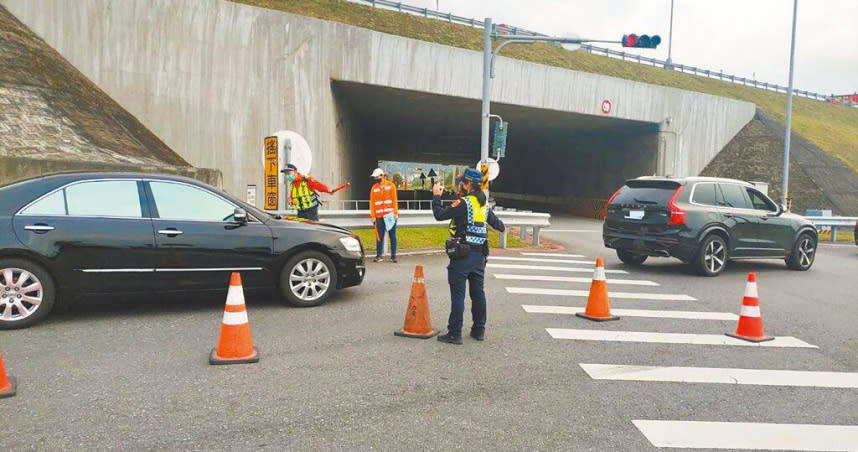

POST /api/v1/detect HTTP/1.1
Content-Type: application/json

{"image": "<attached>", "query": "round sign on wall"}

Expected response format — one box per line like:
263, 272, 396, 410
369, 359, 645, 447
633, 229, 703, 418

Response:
601, 99, 612, 115
272, 130, 312, 174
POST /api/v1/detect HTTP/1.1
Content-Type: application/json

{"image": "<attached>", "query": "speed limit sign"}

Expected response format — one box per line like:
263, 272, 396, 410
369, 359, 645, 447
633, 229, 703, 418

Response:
601, 99, 612, 115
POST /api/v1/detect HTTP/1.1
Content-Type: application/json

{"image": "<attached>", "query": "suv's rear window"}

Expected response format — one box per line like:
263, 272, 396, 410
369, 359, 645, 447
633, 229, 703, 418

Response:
612, 181, 679, 206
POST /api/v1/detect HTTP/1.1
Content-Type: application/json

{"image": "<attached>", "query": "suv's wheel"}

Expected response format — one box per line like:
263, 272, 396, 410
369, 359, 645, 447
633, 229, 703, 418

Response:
0, 259, 56, 329
616, 249, 648, 266
786, 233, 816, 271
280, 251, 338, 307
694, 234, 728, 276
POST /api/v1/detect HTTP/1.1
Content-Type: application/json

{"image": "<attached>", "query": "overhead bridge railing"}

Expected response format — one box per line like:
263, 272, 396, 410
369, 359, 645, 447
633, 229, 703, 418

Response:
275, 209, 551, 248
354, 0, 830, 102
806, 217, 858, 242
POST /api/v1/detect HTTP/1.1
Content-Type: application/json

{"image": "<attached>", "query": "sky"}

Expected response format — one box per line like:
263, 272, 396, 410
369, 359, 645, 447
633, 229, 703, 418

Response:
357, 0, 858, 95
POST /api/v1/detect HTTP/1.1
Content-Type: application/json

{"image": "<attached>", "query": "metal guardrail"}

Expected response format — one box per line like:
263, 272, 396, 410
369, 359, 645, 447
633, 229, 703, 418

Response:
321, 199, 454, 210
354, 0, 831, 102
275, 209, 551, 248
806, 216, 857, 242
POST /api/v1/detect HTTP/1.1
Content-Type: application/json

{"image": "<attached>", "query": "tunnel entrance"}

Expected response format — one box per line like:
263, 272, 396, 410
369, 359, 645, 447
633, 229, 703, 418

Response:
332, 81, 659, 211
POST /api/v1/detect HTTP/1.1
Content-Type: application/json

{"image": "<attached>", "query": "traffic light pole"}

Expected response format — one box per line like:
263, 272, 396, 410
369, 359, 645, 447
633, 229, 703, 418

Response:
480, 18, 624, 164
480, 18, 493, 166
781, 0, 798, 209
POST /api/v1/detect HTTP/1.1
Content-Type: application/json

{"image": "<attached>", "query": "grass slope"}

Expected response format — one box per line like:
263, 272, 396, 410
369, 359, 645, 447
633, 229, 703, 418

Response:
231, 0, 858, 170
353, 227, 523, 251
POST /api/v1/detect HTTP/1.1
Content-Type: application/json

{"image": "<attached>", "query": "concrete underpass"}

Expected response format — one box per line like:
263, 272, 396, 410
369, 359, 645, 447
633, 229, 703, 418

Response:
2, 0, 756, 208
334, 81, 659, 202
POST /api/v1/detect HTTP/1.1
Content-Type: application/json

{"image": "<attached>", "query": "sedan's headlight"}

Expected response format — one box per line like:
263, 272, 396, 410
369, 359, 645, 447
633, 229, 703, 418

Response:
339, 237, 362, 254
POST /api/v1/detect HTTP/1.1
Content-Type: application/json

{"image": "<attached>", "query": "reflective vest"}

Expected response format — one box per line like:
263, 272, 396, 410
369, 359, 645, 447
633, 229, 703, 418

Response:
448, 195, 488, 246
370, 180, 398, 219
290, 179, 317, 210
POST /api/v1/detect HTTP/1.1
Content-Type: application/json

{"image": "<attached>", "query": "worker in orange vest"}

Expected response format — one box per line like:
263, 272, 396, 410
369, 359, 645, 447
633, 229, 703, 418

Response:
369, 168, 399, 263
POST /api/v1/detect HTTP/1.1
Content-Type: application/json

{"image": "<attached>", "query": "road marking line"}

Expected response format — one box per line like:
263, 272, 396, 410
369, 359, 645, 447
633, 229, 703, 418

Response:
490, 256, 593, 265
633, 420, 858, 450
546, 329, 817, 348
509, 287, 695, 301
487, 263, 629, 274
544, 229, 601, 233
495, 274, 658, 286
524, 305, 736, 320
580, 364, 858, 388
520, 252, 586, 258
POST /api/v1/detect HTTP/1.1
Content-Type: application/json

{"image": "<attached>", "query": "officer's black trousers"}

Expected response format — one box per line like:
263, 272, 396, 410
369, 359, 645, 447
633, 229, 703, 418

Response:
446, 251, 487, 338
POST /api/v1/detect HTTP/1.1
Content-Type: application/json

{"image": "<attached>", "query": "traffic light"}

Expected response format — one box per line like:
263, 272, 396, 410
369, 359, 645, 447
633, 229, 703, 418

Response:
622, 34, 661, 49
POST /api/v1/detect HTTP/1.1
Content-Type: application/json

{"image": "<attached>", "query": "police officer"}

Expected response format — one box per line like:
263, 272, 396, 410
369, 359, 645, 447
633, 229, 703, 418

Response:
432, 168, 505, 344
281, 163, 332, 221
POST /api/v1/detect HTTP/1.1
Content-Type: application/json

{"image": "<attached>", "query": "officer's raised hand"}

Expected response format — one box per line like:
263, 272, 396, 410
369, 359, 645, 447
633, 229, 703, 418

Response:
432, 182, 444, 196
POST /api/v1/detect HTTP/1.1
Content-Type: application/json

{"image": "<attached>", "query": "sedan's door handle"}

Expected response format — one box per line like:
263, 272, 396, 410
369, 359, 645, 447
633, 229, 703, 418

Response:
157, 229, 183, 236
24, 224, 55, 232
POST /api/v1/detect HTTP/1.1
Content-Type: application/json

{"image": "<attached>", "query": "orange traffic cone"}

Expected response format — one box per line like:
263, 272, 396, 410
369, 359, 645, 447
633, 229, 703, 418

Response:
576, 258, 619, 322
394, 265, 439, 339
0, 354, 17, 399
727, 273, 773, 343
210, 273, 260, 365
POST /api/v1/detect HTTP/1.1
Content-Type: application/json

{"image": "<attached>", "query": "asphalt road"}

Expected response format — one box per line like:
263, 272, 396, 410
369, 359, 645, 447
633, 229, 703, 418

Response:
2, 215, 857, 451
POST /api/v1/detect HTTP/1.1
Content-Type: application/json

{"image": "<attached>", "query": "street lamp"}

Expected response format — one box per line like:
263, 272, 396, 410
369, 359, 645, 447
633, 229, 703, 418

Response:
479, 18, 660, 164
781, 0, 798, 209
665, 0, 675, 68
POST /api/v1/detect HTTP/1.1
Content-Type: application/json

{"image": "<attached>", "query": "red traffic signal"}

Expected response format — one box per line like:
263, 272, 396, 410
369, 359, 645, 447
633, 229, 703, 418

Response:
622, 33, 661, 49
622, 34, 638, 47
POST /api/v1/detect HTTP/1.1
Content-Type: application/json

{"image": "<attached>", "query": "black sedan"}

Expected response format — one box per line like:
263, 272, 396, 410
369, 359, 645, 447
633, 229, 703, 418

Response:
0, 172, 365, 329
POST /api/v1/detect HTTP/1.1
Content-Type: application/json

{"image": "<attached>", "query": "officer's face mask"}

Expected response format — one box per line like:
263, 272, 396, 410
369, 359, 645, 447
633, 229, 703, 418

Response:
286, 173, 295, 183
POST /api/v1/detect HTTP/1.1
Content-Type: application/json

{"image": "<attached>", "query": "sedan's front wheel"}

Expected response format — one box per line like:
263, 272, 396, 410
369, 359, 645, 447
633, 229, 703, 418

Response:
280, 251, 338, 307
0, 259, 56, 329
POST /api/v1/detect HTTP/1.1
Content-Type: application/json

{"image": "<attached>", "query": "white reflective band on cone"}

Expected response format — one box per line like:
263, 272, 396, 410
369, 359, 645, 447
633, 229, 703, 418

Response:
222, 310, 249, 325
593, 266, 606, 281
740, 305, 761, 317
226, 286, 245, 305
744, 282, 759, 298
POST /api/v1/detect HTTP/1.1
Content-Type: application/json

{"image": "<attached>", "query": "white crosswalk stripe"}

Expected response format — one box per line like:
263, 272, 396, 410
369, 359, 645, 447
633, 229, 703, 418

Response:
633, 420, 858, 451
523, 305, 737, 320
487, 263, 629, 274
520, 252, 586, 258
508, 287, 696, 301
546, 328, 817, 348
510, 251, 839, 451
580, 364, 858, 388
490, 256, 593, 265
495, 274, 659, 286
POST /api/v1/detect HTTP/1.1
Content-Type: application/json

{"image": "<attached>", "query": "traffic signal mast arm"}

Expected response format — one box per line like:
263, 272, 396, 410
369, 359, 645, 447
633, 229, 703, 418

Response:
489, 34, 660, 78
479, 15, 660, 164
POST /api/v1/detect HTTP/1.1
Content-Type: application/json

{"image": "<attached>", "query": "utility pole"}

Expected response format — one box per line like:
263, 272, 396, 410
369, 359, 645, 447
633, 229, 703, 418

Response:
781, 0, 798, 208
665, 0, 675, 68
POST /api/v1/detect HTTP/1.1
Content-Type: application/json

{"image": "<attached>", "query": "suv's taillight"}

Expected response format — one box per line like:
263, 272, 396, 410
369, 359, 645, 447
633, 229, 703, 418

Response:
667, 186, 686, 226
603, 187, 624, 219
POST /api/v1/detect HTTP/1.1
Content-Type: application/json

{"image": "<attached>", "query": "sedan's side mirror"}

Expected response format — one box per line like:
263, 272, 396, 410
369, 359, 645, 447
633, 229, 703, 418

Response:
233, 208, 248, 224
777, 204, 787, 215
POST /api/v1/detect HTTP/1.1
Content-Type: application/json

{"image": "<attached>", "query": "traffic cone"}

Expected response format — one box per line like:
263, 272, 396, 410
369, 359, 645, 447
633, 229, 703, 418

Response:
394, 265, 439, 339
576, 258, 619, 322
727, 273, 773, 343
0, 354, 17, 399
210, 273, 260, 365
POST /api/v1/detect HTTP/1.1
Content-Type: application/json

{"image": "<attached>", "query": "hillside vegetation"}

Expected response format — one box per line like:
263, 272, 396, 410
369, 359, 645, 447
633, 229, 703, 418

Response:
231, 0, 858, 170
